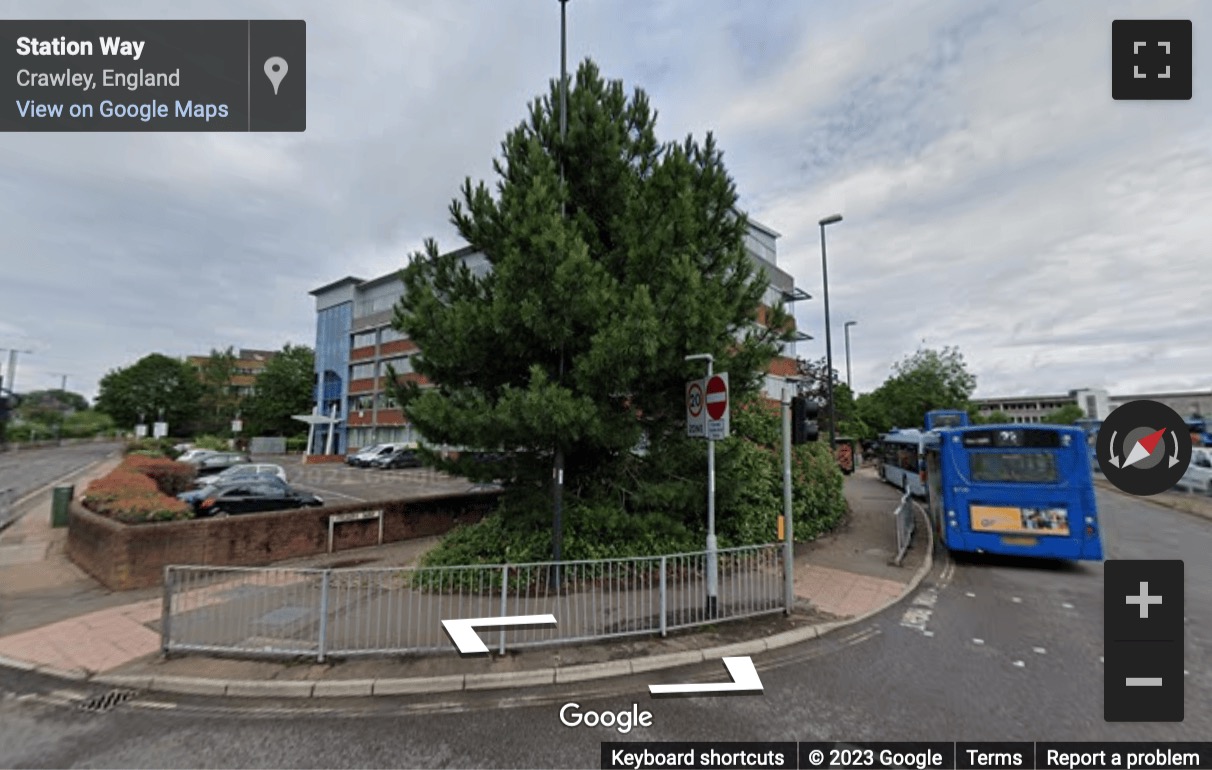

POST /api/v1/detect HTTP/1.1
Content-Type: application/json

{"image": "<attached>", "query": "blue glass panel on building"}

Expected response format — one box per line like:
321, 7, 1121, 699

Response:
313, 303, 352, 455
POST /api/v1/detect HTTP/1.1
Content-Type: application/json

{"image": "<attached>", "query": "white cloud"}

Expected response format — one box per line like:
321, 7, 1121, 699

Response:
0, 0, 1207, 408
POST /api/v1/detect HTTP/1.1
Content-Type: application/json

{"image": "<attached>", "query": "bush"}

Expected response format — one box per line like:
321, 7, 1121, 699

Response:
120, 454, 196, 496
109, 496, 193, 524
82, 459, 197, 523
285, 436, 308, 453
192, 435, 231, 451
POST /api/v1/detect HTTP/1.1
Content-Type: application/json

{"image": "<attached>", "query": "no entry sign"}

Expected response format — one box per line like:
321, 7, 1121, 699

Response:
705, 373, 729, 440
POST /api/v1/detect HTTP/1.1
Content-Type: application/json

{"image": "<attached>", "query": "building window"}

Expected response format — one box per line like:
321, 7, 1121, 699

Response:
376, 392, 400, 409
349, 394, 374, 411
352, 330, 377, 348
382, 355, 413, 375
351, 362, 376, 380
380, 326, 408, 343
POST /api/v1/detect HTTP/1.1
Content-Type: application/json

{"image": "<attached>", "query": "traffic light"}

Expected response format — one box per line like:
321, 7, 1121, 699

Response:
792, 396, 820, 444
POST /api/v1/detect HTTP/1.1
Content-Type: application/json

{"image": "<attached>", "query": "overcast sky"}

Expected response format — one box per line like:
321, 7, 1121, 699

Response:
2, 0, 1208, 404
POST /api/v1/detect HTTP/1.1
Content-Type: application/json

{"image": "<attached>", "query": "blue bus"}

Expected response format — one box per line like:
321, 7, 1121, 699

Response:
922, 424, 1103, 561
878, 428, 930, 497
1185, 416, 1211, 447
925, 409, 970, 430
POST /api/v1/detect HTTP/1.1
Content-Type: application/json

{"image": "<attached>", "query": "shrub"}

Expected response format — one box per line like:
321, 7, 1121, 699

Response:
192, 435, 231, 451
109, 496, 193, 524
285, 436, 308, 453
120, 455, 196, 496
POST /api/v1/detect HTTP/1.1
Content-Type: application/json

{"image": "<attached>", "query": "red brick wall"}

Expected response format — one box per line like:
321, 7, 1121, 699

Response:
380, 340, 418, 356
66, 491, 498, 591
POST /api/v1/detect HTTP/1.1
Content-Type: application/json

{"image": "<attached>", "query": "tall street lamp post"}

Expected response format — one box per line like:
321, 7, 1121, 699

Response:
818, 214, 843, 448
551, 0, 570, 577
844, 321, 857, 392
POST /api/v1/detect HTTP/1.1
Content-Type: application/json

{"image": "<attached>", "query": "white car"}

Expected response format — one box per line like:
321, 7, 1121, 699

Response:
177, 448, 220, 463
1177, 447, 1212, 495
194, 463, 288, 488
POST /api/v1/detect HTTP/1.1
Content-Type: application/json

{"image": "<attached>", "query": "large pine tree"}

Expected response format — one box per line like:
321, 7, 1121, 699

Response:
393, 59, 792, 556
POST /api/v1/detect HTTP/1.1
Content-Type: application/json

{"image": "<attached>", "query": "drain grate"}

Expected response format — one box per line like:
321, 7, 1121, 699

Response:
78, 689, 137, 713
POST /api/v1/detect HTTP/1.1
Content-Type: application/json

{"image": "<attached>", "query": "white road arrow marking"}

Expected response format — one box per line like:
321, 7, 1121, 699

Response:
441, 614, 556, 654
648, 656, 763, 695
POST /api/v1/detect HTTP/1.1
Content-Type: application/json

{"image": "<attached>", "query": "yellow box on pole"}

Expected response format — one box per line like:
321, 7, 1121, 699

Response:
777, 515, 785, 541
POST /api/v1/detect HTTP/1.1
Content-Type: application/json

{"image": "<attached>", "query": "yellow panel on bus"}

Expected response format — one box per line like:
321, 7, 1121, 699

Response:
969, 505, 1070, 536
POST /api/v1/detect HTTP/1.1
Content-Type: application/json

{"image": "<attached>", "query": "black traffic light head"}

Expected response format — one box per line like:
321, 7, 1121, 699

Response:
792, 396, 820, 444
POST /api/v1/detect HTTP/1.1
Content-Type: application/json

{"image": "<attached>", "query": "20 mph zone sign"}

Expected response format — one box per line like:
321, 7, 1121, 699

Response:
686, 372, 729, 439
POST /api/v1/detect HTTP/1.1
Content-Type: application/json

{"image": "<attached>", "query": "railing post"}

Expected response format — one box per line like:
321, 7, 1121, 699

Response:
659, 556, 667, 638
161, 566, 173, 655
317, 569, 331, 663
498, 565, 509, 656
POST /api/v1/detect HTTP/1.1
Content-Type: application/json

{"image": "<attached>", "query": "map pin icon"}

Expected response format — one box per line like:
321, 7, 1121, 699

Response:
264, 56, 288, 95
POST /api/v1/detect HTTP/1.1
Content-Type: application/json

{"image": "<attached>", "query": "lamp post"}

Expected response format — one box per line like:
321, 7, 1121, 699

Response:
843, 321, 857, 392
551, 0, 571, 578
818, 214, 843, 448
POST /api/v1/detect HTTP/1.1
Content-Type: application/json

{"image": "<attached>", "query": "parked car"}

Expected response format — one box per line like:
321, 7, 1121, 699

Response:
1178, 447, 1212, 495
345, 444, 383, 466
194, 463, 287, 488
348, 443, 404, 467
177, 448, 219, 463
191, 451, 252, 474
373, 448, 422, 469
177, 478, 323, 517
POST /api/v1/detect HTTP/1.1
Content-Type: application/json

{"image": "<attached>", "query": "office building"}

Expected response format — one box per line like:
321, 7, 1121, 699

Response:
308, 219, 810, 454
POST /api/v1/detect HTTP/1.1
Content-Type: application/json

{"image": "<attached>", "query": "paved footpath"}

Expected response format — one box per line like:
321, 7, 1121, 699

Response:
0, 461, 929, 697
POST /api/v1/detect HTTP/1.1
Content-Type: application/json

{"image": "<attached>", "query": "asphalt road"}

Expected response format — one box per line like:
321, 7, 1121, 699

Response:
0, 442, 120, 525
0, 487, 1207, 768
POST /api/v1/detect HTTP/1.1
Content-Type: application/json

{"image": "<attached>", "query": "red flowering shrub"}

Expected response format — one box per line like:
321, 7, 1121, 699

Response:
82, 461, 197, 523
119, 455, 196, 496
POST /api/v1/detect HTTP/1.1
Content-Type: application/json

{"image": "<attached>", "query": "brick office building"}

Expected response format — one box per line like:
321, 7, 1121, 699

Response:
307, 218, 811, 455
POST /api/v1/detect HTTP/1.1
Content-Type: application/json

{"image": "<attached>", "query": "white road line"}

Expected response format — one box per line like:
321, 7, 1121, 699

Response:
965, 592, 976, 598
972, 638, 985, 645
1012, 660, 1025, 668
1061, 602, 1074, 609
923, 630, 935, 637
1011, 597, 1022, 603
1033, 647, 1046, 654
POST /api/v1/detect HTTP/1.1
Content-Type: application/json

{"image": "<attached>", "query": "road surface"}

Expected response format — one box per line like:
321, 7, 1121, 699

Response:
0, 487, 1206, 768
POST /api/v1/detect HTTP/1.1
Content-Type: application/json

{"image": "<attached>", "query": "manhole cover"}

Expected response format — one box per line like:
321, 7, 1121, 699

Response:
79, 689, 137, 713
257, 606, 312, 627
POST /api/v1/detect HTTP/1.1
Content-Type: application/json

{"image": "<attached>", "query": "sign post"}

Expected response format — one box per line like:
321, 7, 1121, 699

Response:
686, 379, 705, 438
686, 356, 728, 617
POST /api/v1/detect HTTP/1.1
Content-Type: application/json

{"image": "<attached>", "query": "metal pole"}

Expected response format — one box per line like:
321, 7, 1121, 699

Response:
551, 0, 570, 578
844, 322, 855, 392
705, 357, 718, 618
818, 215, 841, 446
782, 385, 794, 614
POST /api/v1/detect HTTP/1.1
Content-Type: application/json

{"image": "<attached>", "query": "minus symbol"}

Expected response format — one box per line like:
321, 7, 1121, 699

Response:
1125, 677, 1163, 686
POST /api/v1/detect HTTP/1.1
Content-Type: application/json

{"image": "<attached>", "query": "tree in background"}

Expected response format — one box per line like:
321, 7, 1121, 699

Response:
1041, 404, 1086, 425
95, 354, 202, 432
795, 357, 867, 439
394, 59, 794, 561
242, 344, 315, 436
195, 347, 240, 435
855, 346, 977, 434
970, 409, 1012, 425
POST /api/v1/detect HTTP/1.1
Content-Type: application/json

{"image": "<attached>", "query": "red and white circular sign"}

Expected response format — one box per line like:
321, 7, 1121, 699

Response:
706, 375, 728, 420
687, 382, 704, 418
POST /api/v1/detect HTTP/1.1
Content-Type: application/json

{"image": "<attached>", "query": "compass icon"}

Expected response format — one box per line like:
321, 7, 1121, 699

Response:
1097, 400, 1192, 495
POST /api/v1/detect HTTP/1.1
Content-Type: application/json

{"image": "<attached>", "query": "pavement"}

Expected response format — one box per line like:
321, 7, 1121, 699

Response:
0, 456, 932, 699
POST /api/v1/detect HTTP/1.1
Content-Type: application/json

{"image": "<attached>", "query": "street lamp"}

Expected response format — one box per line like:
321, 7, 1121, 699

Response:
819, 214, 843, 448
843, 321, 857, 392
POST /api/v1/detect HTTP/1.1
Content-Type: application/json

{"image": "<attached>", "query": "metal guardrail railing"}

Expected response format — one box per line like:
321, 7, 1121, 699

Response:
893, 490, 917, 567
162, 543, 786, 662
